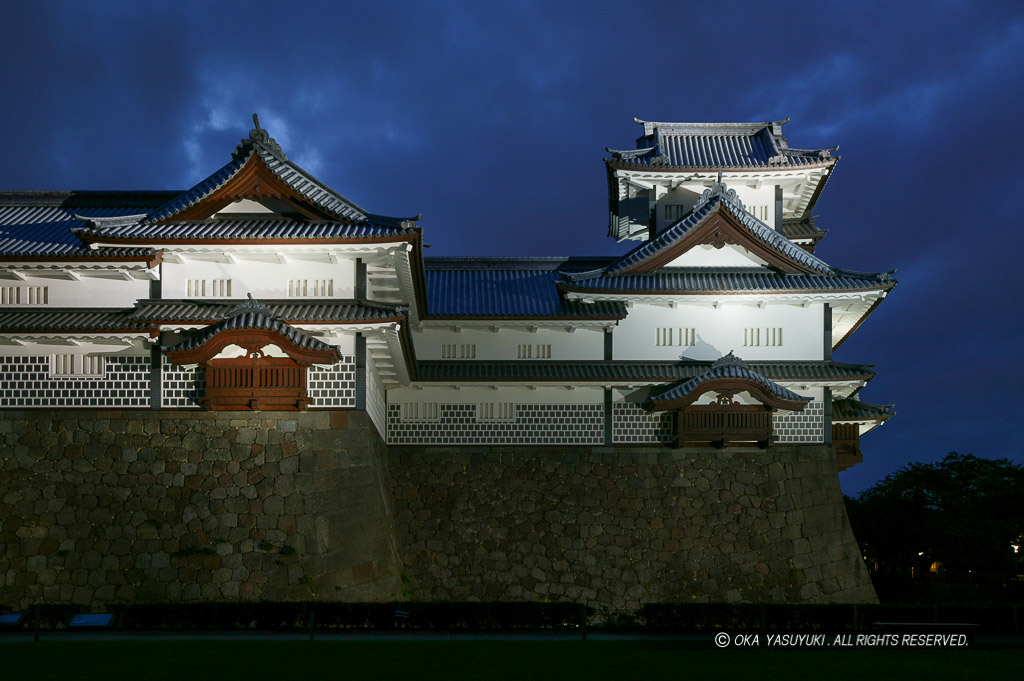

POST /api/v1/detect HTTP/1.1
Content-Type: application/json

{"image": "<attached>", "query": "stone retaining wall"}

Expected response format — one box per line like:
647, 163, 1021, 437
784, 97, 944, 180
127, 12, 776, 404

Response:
388, 444, 877, 611
0, 410, 401, 609
0, 411, 876, 611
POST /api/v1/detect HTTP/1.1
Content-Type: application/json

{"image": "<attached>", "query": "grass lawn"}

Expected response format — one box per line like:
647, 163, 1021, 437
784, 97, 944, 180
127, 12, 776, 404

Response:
2, 640, 1021, 681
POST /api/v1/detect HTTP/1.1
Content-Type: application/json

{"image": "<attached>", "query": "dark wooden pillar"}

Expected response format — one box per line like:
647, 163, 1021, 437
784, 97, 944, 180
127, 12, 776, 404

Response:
355, 332, 366, 411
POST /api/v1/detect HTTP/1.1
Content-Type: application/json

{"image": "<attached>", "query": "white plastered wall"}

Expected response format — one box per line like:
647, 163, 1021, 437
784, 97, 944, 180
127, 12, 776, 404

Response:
613, 302, 825, 361
161, 259, 356, 299
663, 244, 769, 268
654, 182, 778, 232
389, 385, 604, 406
312, 332, 356, 355
366, 352, 387, 438
413, 327, 604, 360
0, 339, 148, 358
0, 272, 150, 307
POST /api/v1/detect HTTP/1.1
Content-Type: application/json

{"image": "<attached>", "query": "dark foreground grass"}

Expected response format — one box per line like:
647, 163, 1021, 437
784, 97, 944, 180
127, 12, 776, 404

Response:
2, 640, 1021, 681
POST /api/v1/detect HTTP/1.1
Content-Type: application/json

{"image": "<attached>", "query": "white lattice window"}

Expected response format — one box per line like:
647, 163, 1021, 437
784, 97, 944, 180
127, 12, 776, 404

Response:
656, 327, 695, 347
186, 279, 232, 297
288, 279, 334, 297
478, 402, 514, 421
663, 204, 687, 221
518, 344, 551, 359
51, 354, 104, 377
1, 286, 48, 305
749, 205, 770, 221
401, 402, 439, 421
441, 344, 476, 359
744, 327, 783, 347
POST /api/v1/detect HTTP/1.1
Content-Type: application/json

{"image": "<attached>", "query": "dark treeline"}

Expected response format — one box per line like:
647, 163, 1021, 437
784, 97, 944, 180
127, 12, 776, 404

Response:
845, 453, 1024, 602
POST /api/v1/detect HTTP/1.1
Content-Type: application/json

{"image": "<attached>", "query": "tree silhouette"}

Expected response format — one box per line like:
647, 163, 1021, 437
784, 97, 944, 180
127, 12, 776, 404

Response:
846, 453, 1024, 585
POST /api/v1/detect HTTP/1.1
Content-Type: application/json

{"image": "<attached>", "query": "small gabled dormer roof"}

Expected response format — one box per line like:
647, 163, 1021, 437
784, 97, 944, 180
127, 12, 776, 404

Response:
606, 119, 838, 169
645, 353, 811, 412
163, 295, 338, 362
577, 181, 834, 280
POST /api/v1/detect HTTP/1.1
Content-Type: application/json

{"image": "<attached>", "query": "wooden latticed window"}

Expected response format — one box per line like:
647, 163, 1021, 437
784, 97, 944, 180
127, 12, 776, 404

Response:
744, 327, 783, 347
478, 402, 514, 421
656, 327, 695, 346
288, 279, 334, 297
1, 286, 48, 304
51, 354, 104, 377
441, 344, 476, 359
663, 204, 687, 221
187, 279, 232, 297
401, 402, 439, 421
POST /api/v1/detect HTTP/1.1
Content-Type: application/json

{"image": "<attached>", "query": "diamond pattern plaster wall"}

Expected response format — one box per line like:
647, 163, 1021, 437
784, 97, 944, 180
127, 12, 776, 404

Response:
161, 364, 205, 408
308, 357, 356, 408
613, 403, 673, 444
0, 355, 150, 407
387, 403, 604, 445
773, 401, 824, 443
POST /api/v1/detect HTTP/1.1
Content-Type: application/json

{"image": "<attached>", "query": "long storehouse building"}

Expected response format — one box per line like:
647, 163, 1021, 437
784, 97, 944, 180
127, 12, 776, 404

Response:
0, 117, 894, 470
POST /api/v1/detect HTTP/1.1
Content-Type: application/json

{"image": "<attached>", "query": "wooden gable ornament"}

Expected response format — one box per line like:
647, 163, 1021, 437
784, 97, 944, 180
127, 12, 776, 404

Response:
164, 296, 339, 411
613, 182, 830, 276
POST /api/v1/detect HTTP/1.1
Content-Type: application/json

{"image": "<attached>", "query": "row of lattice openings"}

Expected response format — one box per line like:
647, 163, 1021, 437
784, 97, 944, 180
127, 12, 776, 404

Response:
389, 402, 825, 445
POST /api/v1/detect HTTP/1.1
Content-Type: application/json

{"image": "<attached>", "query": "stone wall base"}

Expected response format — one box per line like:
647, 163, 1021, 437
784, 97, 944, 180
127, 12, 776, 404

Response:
0, 411, 876, 611
0, 410, 400, 609
388, 444, 878, 611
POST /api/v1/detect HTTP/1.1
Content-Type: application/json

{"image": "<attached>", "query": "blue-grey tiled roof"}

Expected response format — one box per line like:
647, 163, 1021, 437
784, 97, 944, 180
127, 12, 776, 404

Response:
425, 258, 626, 318
74, 219, 410, 242
832, 398, 895, 421
132, 299, 405, 323
781, 217, 827, 241
416, 359, 875, 383
0, 307, 145, 332
648, 353, 809, 406
0, 192, 174, 256
145, 128, 370, 224
163, 298, 336, 354
561, 268, 893, 293
595, 182, 834, 277
606, 120, 836, 169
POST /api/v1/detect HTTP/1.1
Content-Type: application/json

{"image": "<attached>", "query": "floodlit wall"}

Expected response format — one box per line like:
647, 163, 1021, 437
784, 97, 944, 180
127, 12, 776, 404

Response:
655, 183, 777, 232
0, 411, 401, 609
160, 259, 357, 300
1, 273, 150, 308
0, 352, 151, 408
386, 386, 605, 445
389, 443, 876, 609
0, 411, 875, 612
413, 327, 604, 361
613, 302, 826, 362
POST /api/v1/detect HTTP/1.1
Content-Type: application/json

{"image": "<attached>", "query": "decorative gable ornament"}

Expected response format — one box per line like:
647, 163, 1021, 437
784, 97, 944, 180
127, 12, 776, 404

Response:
164, 295, 339, 411
645, 352, 811, 448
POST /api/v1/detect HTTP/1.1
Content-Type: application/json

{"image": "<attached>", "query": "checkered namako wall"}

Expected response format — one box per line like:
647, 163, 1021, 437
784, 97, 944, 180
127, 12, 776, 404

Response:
387, 403, 605, 445
0, 355, 150, 408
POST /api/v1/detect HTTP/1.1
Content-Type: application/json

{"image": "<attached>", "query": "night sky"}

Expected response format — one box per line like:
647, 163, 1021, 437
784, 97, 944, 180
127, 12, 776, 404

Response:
2, 2, 1022, 494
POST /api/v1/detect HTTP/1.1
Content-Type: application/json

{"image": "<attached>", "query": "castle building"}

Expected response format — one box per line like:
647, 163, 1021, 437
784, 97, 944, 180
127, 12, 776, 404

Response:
0, 116, 894, 467
0, 117, 897, 609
